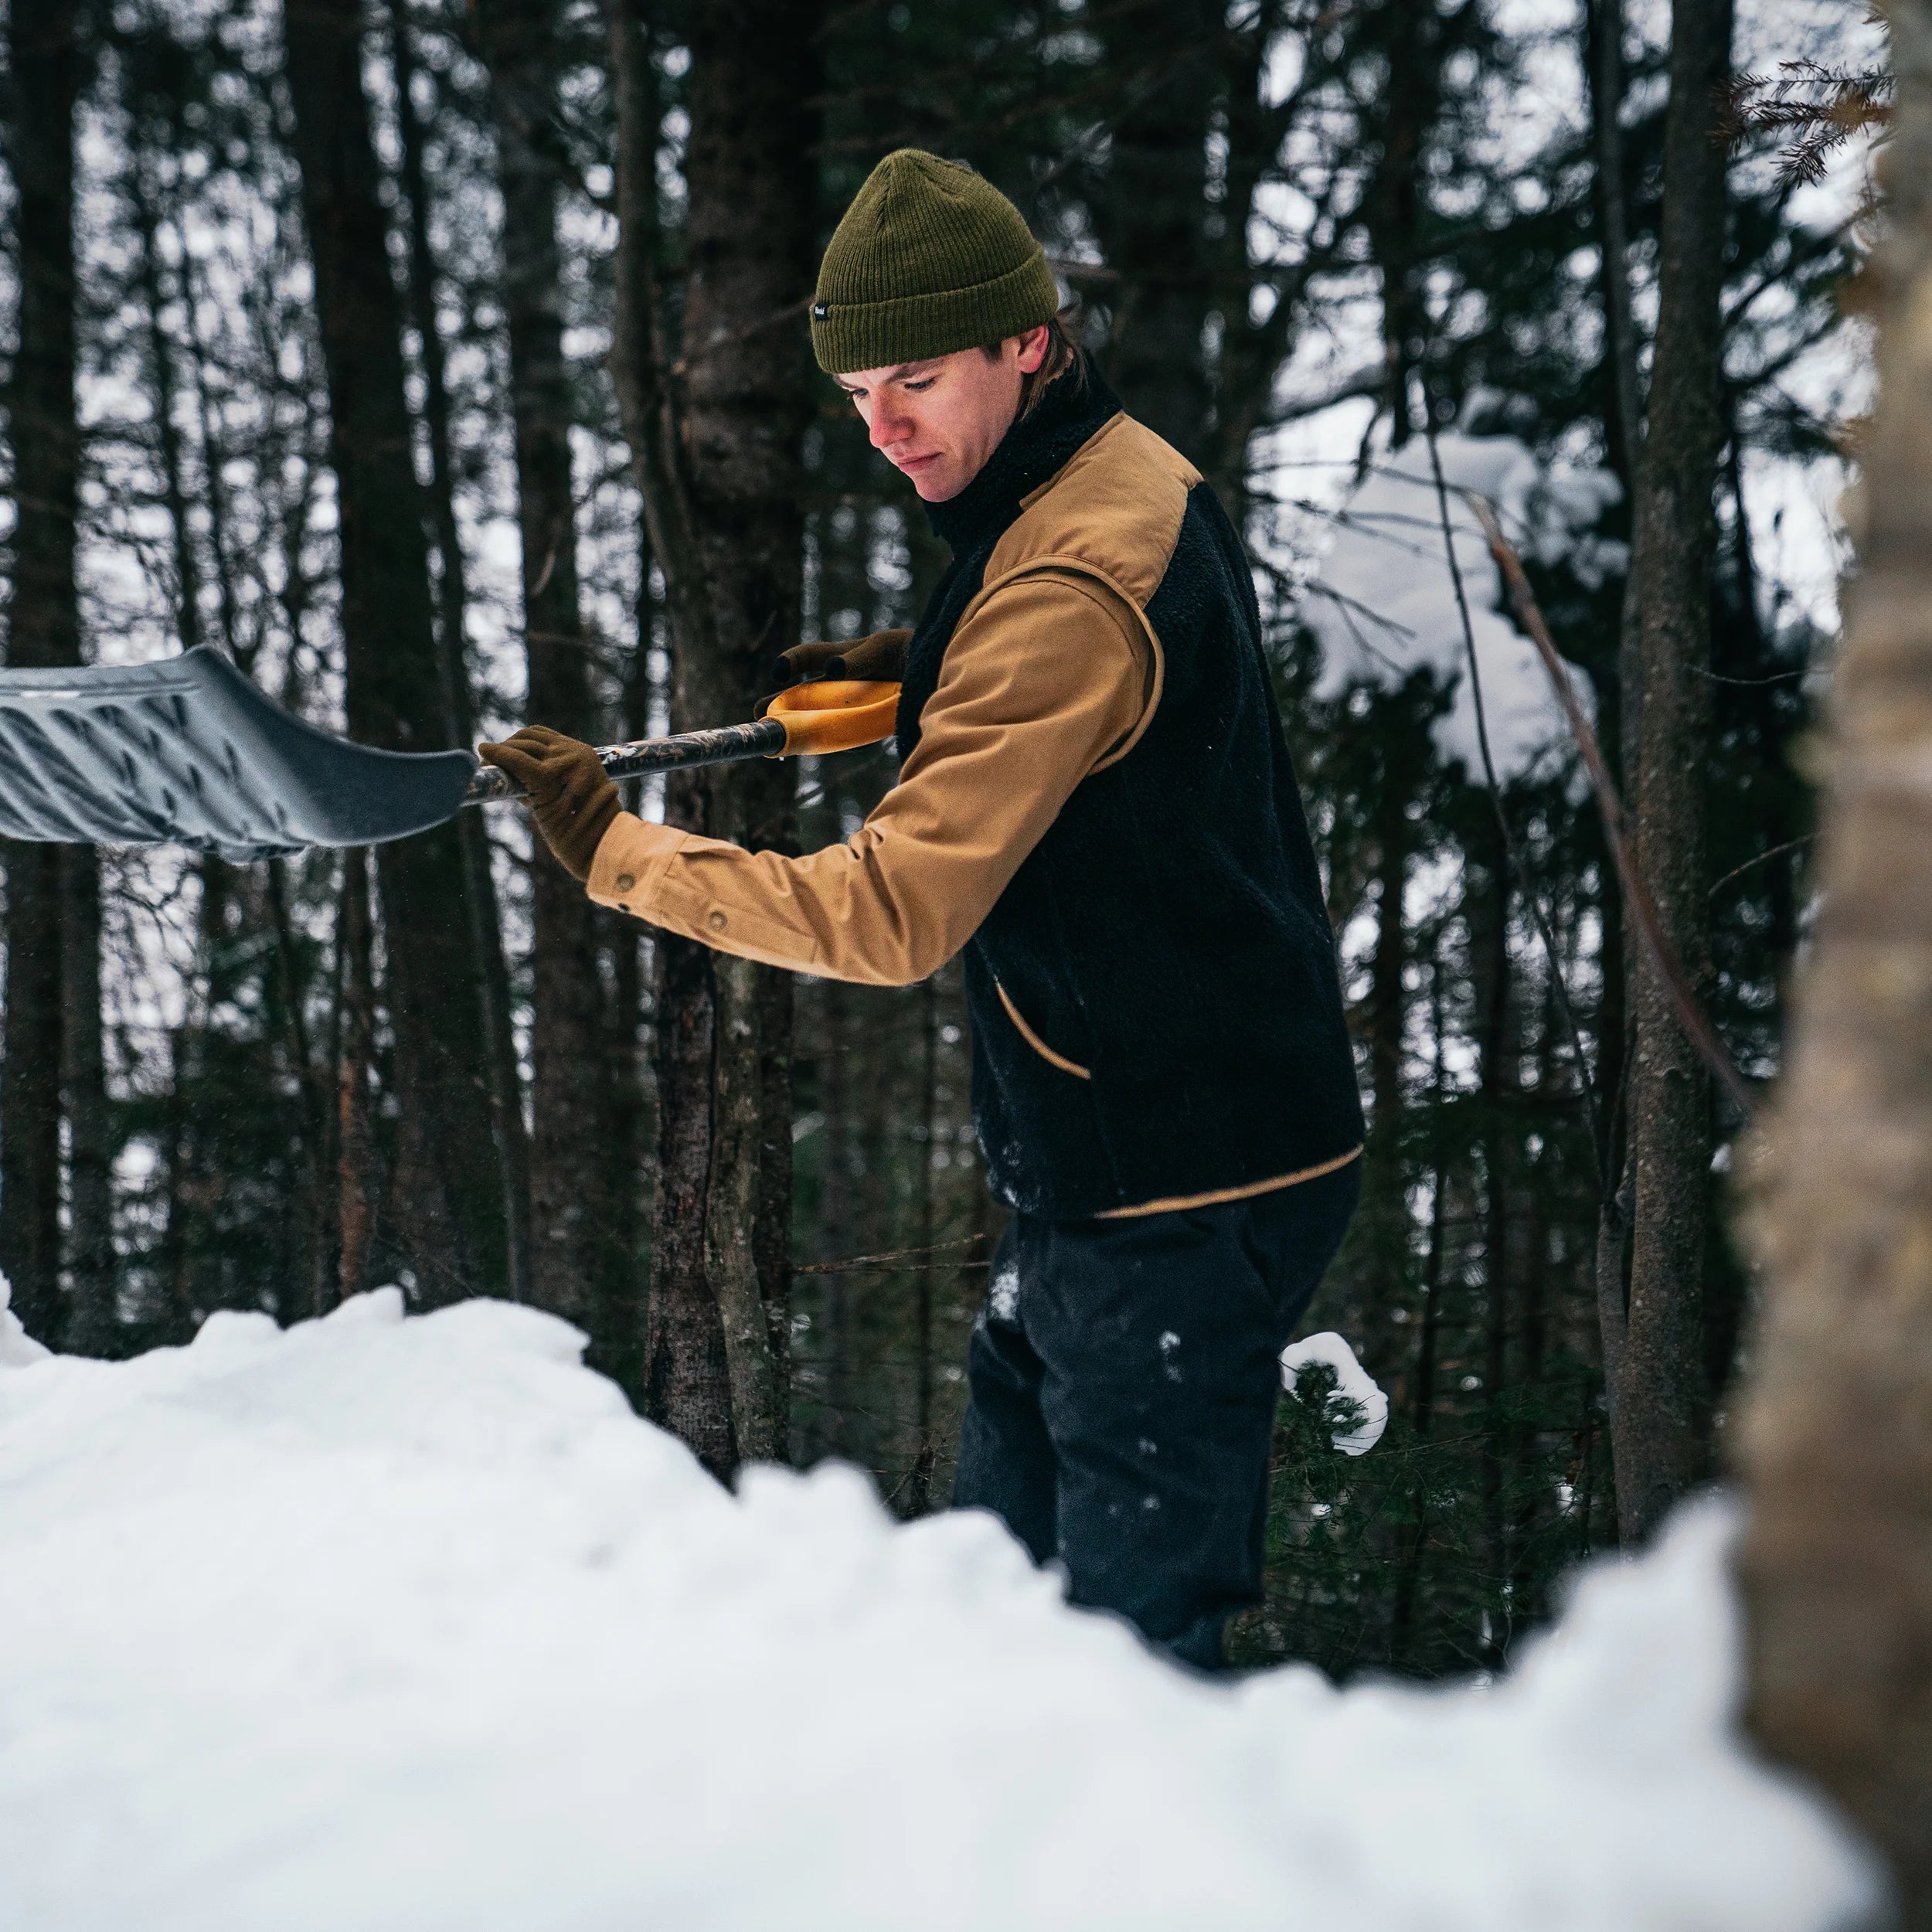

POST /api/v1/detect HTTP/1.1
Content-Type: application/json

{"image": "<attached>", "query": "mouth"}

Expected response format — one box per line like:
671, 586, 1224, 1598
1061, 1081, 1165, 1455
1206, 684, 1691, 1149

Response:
894, 451, 940, 474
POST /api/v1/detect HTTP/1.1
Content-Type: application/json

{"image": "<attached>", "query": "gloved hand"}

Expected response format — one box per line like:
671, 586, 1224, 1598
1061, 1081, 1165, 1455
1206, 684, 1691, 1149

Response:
476, 725, 620, 883
758, 628, 911, 715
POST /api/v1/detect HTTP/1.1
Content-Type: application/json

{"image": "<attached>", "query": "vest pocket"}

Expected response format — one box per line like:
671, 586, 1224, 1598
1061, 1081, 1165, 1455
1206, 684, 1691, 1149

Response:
994, 978, 1091, 1080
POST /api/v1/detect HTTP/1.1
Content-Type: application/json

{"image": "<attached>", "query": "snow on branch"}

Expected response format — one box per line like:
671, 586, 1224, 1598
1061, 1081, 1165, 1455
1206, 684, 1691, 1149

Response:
1298, 430, 1620, 785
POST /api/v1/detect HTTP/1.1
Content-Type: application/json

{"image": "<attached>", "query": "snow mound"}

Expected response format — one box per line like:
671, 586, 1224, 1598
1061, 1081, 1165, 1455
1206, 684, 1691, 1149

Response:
1280, 1329, 1389, 1454
0, 1291, 1875, 1931
1303, 430, 1618, 783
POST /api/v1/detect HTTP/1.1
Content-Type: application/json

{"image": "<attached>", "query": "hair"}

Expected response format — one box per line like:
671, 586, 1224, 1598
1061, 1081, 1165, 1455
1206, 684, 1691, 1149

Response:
984, 306, 1083, 420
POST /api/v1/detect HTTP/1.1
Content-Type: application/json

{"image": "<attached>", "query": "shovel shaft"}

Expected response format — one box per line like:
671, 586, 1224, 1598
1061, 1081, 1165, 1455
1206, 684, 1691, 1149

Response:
465, 716, 788, 805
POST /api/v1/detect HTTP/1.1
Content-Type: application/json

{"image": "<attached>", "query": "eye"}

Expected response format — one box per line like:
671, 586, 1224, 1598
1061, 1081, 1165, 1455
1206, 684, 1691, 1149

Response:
903, 379, 935, 393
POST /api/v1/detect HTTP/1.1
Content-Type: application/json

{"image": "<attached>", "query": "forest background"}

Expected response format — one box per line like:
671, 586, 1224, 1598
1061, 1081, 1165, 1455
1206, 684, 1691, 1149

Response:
0, 0, 1871, 1681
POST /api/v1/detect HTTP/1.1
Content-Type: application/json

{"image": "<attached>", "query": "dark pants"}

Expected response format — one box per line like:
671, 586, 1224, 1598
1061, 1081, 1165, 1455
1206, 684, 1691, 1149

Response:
953, 1158, 1359, 1670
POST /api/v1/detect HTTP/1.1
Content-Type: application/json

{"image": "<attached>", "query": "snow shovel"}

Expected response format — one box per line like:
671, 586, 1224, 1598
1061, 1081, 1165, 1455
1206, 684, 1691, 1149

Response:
0, 647, 900, 862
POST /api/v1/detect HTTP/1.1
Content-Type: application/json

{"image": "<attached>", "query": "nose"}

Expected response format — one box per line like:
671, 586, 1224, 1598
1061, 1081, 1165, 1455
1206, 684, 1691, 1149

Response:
869, 393, 911, 451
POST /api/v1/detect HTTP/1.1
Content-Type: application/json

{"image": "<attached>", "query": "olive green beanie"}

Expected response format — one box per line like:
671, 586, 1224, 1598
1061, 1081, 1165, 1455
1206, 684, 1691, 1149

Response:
811, 150, 1060, 375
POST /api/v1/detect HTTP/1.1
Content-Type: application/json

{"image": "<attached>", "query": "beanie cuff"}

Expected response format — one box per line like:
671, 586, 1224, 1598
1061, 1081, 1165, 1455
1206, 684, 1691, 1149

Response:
811, 250, 1060, 375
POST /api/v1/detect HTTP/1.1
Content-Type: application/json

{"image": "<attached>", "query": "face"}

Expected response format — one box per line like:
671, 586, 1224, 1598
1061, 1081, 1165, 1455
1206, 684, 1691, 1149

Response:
835, 328, 1051, 502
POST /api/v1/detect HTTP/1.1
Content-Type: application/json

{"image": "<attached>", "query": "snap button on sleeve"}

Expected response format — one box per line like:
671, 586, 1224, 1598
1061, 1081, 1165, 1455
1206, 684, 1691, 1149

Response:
615, 871, 636, 893
707, 910, 728, 933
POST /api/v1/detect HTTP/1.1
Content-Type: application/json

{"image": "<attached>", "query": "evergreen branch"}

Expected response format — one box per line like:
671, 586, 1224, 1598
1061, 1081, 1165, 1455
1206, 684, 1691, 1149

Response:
1719, 56, 1894, 185
796, 1235, 992, 1276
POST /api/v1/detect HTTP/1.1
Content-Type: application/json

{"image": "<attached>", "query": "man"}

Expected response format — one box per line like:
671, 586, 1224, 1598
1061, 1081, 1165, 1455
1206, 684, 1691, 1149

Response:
482, 150, 1364, 1670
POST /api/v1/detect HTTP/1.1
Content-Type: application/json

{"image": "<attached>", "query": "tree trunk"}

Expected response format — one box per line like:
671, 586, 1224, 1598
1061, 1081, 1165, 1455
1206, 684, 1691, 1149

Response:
906, 974, 940, 1515
61, 847, 114, 1354
1354, 0, 1451, 1320
280, 0, 520, 1304
162, 863, 226, 1330
1359, 693, 1432, 1303
1735, 5, 1932, 1913
1, 838, 64, 1349
471, 0, 624, 1344
126, 132, 203, 657
162, 66, 247, 667
1475, 839, 1513, 1662
1202, 0, 1291, 519
388, 1, 535, 1309
1615, 0, 1734, 1543
1389, 954, 1451, 1672
0, 0, 84, 1352
818, 978, 853, 1461
1364, 762, 1411, 1213
1363, 0, 1447, 445
1587, 0, 1644, 498
1586, 0, 1643, 1447
600, 561, 660, 1401
1090, 0, 1222, 463
608, 0, 819, 1472
159, 1027, 196, 1342
1512, 1001, 1556, 1621
264, 858, 330, 1323
336, 850, 377, 1306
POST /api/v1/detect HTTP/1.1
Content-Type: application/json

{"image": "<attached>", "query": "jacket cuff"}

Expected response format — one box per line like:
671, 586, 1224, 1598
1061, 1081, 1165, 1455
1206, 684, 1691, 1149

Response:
586, 811, 686, 917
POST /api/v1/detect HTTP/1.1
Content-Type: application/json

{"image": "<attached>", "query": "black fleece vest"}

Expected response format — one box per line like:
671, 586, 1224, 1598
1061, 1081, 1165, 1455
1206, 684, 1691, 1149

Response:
899, 359, 1364, 1217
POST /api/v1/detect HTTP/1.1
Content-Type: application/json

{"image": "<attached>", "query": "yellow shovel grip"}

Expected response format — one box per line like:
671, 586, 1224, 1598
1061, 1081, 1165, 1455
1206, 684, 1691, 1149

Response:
764, 679, 901, 757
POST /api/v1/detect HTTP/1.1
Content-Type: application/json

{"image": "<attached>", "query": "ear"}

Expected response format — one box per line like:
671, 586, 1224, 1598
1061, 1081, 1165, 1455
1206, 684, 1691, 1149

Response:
1015, 325, 1051, 376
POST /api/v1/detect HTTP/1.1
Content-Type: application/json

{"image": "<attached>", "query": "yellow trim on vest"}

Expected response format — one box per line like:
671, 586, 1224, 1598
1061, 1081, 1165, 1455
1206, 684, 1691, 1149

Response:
1094, 1143, 1363, 1220
994, 978, 1091, 1080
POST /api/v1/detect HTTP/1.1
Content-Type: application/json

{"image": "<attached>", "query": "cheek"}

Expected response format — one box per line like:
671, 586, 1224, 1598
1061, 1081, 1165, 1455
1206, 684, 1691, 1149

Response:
934, 397, 984, 451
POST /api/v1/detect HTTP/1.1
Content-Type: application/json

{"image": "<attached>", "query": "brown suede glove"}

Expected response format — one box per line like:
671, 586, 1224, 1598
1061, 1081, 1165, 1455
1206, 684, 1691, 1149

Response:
477, 725, 620, 883
757, 628, 911, 715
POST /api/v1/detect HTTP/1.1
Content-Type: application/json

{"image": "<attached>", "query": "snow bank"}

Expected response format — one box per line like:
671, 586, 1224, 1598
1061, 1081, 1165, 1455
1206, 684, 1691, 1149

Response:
0, 1291, 1875, 1932
1302, 432, 1620, 782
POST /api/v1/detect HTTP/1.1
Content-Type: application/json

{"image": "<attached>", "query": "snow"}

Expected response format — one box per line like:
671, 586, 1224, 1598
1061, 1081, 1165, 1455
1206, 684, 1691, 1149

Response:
987, 1260, 1020, 1323
1301, 430, 1620, 783
0, 1290, 1876, 1932
1280, 1329, 1389, 1454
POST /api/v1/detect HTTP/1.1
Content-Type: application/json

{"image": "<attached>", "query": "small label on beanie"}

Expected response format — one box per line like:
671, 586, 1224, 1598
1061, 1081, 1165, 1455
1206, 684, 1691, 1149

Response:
812, 302, 829, 320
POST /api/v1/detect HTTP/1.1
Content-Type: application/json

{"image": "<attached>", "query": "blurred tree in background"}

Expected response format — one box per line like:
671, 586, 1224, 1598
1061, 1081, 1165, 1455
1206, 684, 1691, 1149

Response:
0, 0, 1870, 1681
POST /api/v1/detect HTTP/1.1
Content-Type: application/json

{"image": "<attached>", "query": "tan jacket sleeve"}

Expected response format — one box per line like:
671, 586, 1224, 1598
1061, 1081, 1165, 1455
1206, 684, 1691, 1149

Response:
585, 569, 1155, 986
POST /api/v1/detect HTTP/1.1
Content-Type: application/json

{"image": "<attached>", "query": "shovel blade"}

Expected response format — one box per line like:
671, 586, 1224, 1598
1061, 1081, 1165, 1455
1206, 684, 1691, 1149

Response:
0, 649, 478, 861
